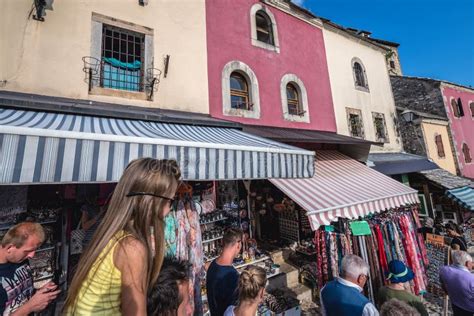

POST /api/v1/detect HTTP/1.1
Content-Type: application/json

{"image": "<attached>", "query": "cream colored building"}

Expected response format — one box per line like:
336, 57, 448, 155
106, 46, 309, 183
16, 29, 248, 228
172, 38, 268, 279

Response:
0, 0, 209, 113
322, 22, 402, 153
421, 119, 458, 175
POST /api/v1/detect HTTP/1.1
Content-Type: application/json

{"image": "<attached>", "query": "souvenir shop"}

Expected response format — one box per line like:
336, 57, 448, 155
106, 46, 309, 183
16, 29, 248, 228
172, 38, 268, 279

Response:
312, 207, 428, 303
164, 179, 306, 315
264, 151, 426, 303
0, 106, 315, 315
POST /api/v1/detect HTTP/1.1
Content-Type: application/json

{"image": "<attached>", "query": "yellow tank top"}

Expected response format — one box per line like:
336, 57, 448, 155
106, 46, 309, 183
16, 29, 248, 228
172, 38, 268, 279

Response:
67, 231, 130, 315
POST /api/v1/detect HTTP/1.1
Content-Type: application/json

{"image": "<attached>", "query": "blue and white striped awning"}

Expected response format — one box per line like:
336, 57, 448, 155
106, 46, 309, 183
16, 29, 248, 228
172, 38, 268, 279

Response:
0, 107, 314, 184
446, 186, 474, 211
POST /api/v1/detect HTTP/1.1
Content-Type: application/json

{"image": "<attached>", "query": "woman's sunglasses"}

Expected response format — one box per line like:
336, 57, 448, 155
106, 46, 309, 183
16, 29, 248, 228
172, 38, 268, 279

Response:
126, 192, 175, 203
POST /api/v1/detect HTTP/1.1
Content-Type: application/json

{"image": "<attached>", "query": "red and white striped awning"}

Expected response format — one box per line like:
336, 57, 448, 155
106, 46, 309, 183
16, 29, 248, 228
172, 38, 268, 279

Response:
269, 151, 419, 230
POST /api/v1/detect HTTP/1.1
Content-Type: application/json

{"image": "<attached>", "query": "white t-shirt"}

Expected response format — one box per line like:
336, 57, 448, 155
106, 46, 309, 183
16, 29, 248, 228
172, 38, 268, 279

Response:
223, 305, 236, 316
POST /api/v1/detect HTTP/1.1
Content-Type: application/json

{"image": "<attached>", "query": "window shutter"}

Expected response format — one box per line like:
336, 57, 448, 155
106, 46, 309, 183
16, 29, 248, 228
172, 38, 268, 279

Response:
435, 135, 445, 158
463, 144, 472, 163
457, 98, 465, 117
451, 99, 460, 117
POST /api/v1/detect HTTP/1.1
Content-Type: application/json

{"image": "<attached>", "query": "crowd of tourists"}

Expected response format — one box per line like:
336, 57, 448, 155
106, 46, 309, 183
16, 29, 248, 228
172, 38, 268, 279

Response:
0, 158, 473, 315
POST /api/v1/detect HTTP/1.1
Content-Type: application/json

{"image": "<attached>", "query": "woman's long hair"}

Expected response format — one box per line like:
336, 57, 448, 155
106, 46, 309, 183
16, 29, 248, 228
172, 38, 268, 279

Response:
65, 158, 181, 310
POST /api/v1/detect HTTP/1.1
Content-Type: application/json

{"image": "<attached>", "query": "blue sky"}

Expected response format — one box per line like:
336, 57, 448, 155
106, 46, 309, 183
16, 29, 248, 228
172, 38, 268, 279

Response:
292, 0, 474, 87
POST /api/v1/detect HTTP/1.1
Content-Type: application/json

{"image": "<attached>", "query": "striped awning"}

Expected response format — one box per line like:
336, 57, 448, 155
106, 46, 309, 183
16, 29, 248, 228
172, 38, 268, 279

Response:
446, 186, 474, 211
270, 151, 419, 230
0, 107, 314, 184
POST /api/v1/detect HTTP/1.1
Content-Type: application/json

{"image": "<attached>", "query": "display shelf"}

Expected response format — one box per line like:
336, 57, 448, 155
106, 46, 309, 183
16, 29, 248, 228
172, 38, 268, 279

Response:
205, 255, 219, 263
202, 236, 223, 244
0, 224, 15, 231
234, 256, 270, 269
267, 271, 283, 279
34, 273, 54, 282
36, 245, 56, 253
200, 217, 228, 225
38, 219, 58, 225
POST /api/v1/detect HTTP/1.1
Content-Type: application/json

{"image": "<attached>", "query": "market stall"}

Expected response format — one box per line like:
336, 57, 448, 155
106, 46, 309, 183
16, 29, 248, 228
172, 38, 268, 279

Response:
0, 106, 315, 315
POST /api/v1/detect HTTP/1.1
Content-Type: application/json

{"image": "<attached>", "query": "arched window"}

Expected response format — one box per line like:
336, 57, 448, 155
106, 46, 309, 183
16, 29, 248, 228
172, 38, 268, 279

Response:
353, 62, 366, 88
280, 74, 309, 122
286, 83, 301, 115
255, 11, 274, 45
230, 72, 250, 110
463, 143, 472, 163
435, 135, 445, 158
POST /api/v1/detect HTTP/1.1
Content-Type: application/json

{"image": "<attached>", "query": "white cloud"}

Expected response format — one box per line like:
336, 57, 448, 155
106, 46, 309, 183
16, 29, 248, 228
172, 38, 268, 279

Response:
291, 0, 306, 6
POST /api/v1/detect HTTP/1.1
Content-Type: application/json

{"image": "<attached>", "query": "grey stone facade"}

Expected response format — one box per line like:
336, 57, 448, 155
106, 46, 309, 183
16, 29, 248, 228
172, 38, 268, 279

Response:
390, 76, 447, 117
395, 108, 426, 156
391, 76, 447, 156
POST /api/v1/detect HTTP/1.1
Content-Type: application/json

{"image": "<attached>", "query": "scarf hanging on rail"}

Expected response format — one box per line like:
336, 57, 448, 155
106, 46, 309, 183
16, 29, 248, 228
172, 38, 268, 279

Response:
313, 206, 428, 304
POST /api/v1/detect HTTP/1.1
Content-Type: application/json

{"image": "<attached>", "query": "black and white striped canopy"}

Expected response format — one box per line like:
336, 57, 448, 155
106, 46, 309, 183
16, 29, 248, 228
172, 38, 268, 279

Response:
0, 107, 314, 184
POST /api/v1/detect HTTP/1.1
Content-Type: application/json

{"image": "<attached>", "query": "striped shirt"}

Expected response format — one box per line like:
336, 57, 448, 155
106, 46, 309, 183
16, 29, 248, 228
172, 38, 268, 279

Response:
67, 231, 130, 315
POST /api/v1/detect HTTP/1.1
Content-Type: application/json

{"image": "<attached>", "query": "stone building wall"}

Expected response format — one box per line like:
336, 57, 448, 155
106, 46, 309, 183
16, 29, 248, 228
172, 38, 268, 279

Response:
390, 76, 446, 117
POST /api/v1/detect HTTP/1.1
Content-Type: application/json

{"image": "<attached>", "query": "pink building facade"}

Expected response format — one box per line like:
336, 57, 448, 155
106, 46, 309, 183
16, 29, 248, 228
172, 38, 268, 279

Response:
205, 0, 336, 132
441, 84, 474, 179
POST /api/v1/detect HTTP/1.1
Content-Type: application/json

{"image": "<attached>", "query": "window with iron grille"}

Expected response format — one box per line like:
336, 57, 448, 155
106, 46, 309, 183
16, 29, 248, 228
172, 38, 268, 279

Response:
372, 112, 388, 143
463, 143, 472, 163
101, 24, 145, 92
435, 135, 445, 158
286, 83, 301, 116
255, 11, 274, 45
230, 72, 251, 110
390, 60, 396, 69
347, 108, 364, 138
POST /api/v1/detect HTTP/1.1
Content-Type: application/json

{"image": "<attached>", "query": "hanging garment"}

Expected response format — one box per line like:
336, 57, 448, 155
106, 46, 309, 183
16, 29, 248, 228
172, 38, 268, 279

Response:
164, 213, 177, 257
374, 226, 389, 274
175, 201, 190, 261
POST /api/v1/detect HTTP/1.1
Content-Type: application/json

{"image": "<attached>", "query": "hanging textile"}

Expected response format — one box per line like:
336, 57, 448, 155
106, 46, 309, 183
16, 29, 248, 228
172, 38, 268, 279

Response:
164, 213, 177, 257
313, 207, 428, 305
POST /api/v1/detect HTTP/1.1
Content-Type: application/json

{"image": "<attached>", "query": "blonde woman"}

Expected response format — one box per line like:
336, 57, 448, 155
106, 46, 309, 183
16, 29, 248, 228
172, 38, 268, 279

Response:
224, 265, 267, 316
64, 158, 181, 315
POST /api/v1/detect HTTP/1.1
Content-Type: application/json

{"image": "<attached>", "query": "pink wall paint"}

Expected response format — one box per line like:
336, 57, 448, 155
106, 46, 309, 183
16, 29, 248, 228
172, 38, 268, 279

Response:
442, 85, 474, 179
206, 0, 336, 132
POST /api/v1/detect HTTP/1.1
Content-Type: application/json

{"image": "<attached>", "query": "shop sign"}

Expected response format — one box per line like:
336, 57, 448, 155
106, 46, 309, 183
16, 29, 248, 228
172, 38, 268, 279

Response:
350, 221, 371, 236
324, 225, 335, 232
426, 233, 445, 247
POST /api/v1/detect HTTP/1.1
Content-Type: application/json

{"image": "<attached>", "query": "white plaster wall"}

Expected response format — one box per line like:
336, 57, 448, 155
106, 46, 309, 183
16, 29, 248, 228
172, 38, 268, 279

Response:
0, 0, 209, 113
322, 27, 402, 152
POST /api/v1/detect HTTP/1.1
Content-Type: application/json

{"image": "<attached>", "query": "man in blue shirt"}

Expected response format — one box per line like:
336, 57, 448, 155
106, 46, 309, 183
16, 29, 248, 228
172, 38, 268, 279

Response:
206, 228, 243, 316
320, 254, 379, 316
439, 250, 473, 316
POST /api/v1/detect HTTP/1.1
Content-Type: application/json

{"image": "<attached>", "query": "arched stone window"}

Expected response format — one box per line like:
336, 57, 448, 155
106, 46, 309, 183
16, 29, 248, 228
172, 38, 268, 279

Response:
222, 61, 260, 119
286, 83, 300, 115
250, 4, 280, 53
255, 11, 274, 45
230, 72, 250, 110
280, 74, 309, 122
351, 58, 369, 91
